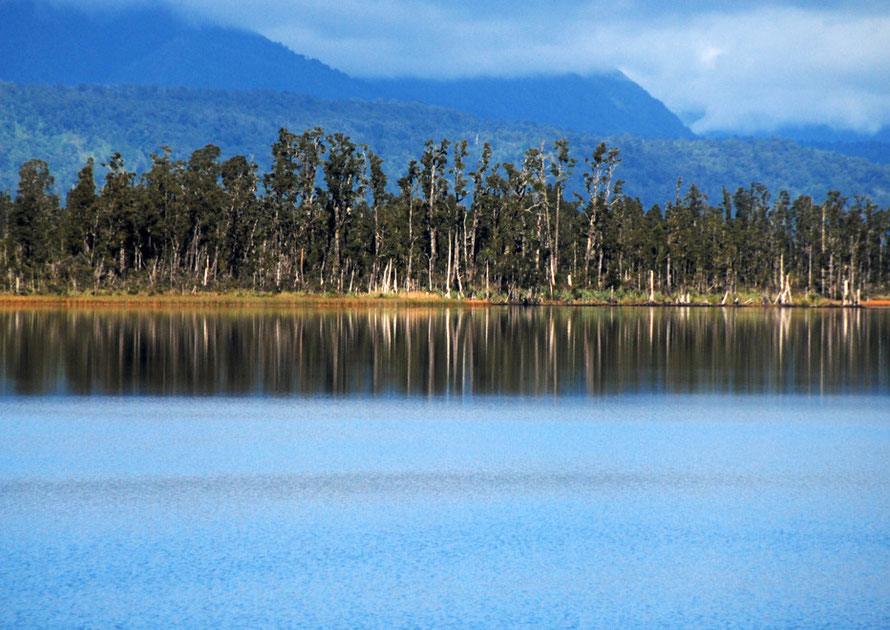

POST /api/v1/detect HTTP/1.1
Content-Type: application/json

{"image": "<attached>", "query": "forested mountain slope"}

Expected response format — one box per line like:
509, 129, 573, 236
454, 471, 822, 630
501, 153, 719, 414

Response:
2, 82, 889, 207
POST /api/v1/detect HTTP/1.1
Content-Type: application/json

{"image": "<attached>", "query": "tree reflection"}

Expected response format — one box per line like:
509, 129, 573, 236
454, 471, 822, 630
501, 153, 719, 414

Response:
0, 307, 886, 396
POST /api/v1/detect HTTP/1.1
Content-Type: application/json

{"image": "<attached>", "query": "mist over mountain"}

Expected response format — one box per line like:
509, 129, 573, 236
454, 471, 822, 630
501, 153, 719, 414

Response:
0, 0, 691, 139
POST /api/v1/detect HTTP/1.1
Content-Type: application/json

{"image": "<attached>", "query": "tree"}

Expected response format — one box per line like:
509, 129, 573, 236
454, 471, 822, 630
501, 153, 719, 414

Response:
143, 147, 187, 286
581, 143, 621, 287
420, 139, 449, 291
9, 159, 59, 290
322, 133, 365, 291
262, 127, 326, 289
396, 161, 421, 291
64, 158, 98, 258
220, 155, 260, 284
467, 142, 494, 287
549, 138, 574, 292
184, 145, 224, 286
96, 153, 137, 282
446, 139, 469, 296
366, 149, 388, 290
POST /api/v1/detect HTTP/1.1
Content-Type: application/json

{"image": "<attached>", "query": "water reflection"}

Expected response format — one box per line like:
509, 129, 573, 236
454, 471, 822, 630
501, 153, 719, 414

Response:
1, 306, 887, 396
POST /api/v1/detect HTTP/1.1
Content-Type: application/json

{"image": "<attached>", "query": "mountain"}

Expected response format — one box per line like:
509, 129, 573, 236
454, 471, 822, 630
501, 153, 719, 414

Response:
706, 125, 890, 166
0, 0, 692, 139
2, 81, 889, 208
0, 0, 365, 100
369, 73, 693, 139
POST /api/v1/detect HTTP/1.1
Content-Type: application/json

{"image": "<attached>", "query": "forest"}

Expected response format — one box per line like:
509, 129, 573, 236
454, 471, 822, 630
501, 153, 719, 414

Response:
1, 128, 888, 303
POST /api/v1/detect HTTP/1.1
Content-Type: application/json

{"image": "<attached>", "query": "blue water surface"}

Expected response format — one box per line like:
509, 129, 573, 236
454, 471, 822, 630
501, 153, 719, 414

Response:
1, 394, 889, 628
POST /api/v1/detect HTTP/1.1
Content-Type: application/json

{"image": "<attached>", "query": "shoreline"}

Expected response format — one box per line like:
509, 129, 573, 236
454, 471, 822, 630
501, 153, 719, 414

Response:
0, 292, 886, 309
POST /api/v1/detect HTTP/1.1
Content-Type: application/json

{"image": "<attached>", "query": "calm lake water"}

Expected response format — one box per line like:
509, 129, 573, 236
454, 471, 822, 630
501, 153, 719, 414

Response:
1, 306, 889, 628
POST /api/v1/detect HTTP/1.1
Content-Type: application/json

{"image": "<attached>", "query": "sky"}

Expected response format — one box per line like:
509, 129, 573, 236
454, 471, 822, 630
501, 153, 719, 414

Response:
59, 0, 890, 135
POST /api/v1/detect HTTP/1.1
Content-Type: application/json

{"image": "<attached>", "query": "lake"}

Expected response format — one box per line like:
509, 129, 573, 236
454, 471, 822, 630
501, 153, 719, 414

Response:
1, 306, 889, 628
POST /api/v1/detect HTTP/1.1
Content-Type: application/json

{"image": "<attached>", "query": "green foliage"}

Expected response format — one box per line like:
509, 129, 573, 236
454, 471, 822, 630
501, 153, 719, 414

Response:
8, 159, 60, 288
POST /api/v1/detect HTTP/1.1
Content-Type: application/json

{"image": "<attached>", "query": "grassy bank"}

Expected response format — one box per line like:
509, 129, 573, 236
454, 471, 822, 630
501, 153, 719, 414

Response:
0, 289, 883, 308
0, 291, 478, 308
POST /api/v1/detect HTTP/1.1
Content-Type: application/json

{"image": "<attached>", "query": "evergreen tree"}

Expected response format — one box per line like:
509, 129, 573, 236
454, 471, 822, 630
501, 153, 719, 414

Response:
9, 159, 59, 290
220, 155, 260, 285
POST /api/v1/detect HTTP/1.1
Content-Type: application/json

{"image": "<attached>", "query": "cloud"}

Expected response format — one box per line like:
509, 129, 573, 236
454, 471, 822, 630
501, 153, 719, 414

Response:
43, 0, 890, 134
607, 7, 890, 134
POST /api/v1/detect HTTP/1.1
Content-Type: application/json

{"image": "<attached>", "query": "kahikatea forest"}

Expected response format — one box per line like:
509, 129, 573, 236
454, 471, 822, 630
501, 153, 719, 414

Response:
2, 128, 888, 303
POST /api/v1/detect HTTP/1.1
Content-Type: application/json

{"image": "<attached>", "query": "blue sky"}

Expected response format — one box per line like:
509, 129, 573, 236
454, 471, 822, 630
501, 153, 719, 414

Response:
57, 0, 890, 134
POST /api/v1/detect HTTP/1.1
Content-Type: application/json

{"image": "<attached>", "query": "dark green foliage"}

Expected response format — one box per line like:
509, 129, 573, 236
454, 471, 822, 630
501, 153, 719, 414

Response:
64, 158, 97, 257
1, 129, 888, 300
7, 159, 59, 290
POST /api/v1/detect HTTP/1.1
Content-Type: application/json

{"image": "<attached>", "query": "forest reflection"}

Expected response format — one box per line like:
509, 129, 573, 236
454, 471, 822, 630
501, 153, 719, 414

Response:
1, 306, 887, 396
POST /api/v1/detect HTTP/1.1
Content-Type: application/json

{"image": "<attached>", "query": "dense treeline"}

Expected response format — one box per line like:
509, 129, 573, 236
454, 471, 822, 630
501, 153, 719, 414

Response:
2, 128, 888, 301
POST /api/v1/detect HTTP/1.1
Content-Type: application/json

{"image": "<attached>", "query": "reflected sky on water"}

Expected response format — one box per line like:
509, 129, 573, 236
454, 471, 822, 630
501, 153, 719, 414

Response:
2, 395, 889, 628
0, 306, 887, 396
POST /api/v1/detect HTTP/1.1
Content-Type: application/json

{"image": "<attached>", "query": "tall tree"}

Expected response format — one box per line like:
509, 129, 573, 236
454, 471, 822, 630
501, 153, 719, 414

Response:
322, 133, 365, 291
420, 139, 449, 291
549, 138, 574, 292
9, 159, 59, 290
220, 155, 260, 284
396, 161, 421, 291
580, 143, 621, 288
64, 158, 98, 258
143, 147, 187, 285
184, 145, 224, 286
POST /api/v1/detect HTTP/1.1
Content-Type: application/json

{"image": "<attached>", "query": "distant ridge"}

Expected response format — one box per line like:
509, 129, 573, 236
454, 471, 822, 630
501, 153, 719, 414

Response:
705, 125, 890, 165
0, 0, 692, 138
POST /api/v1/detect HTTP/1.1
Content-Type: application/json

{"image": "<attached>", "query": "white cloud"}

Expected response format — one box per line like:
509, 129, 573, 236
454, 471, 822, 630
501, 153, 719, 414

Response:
609, 7, 890, 134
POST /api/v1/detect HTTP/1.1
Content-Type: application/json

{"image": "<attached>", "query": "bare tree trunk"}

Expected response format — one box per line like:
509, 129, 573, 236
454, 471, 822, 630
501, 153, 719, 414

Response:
454, 231, 463, 296
666, 254, 672, 291
408, 198, 415, 291
445, 233, 453, 297
428, 176, 437, 292
597, 250, 604, 289
551, 186, 560, 292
